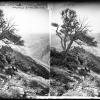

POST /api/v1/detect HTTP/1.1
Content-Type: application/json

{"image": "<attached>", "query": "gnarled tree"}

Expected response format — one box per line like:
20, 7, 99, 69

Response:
52, 8, 97, 55
0, 9, 24, 46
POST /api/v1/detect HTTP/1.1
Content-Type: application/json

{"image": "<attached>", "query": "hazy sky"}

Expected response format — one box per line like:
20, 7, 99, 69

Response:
0, 5, 49, 40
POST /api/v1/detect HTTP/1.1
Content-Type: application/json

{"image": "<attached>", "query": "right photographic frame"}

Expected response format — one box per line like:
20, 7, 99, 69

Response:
49, 2, 100, 98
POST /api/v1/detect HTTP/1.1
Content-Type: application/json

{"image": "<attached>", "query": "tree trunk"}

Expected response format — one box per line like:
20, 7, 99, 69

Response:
63, 37, 66, 51
61, 39, 65, 51
65, 40, 73, 54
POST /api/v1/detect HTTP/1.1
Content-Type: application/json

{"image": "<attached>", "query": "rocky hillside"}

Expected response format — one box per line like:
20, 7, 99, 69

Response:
50, 46, 100, 97
0, 46, 49, 99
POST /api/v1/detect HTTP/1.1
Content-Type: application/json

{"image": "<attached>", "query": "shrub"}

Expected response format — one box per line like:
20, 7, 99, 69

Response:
14, 60, 29, 72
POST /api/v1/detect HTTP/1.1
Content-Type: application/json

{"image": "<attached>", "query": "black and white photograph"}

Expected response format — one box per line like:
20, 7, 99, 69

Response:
0, 2, 50, 99
0, 1, 100, 99
50, 2, 100, 97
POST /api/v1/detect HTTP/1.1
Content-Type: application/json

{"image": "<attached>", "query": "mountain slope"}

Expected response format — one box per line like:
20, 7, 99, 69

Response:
0, 45, 49, 98
0, 46, 49, 79
50, 46, 100, 96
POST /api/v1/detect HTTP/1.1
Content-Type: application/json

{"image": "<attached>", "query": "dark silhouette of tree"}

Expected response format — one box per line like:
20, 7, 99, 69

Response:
52, 8, 97, 55
0, 9, 24, 46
